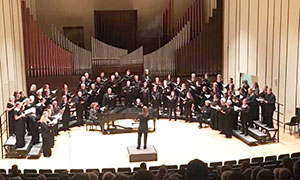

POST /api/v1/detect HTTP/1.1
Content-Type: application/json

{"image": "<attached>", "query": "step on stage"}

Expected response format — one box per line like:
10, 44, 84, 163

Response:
127, 145, 157, 162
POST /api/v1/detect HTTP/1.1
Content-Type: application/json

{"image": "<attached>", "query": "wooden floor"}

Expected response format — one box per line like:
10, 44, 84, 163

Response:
0, 119, 299, 170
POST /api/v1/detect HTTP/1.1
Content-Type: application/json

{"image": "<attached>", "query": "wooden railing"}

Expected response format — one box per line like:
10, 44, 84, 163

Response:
0, 110, 8, 159
21, 0, 74, 77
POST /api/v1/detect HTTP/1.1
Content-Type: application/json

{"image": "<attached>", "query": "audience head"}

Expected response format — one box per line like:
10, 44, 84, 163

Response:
274, 168, 281, 180
251, 167, 263, 180
87, 172, 98, 180
133, 169, 153, 180
243, 168, 252, 180
282, 158, 293, 173
102, 172, 115, 180
156, 166, 168, 180
11, 164, 19, 175
279, 168, 293, 180
294, 160, 300, 178
58, 171, 70, 180
37, 174, 47, 180
256, 169, 274, 180
240, 161, 251, 173
228, 172, 244, 180
112, 173, 129, 180
221, 170, 232, 180
140, 162, 147, 170
72, 173, 89, 180
186, 159, 208, 180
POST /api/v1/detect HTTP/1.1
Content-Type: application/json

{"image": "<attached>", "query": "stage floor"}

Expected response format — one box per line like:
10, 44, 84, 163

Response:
0, 119, 299, 170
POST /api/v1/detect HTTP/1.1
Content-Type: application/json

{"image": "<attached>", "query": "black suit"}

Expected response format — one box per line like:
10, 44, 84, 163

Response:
225, 106, 235, 138
137, 114, 149, 149
168, 96, 177, 121
265, 93, 276, 128
241, 105, 250, 135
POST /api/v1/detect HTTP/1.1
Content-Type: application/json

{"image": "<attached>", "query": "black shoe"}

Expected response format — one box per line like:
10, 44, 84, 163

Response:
136, 146, 140, 150
144, 146, 147, 149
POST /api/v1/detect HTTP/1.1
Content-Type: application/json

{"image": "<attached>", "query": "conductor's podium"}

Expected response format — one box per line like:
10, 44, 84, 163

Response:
127, 145, 158, 162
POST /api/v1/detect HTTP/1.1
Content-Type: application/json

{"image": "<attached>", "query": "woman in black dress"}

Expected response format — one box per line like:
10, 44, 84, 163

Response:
137, 106, 150, 150
240, 99, 250, 136
39, 111, 52, 157
14, 102, 25, 148
7, 96, 15, 136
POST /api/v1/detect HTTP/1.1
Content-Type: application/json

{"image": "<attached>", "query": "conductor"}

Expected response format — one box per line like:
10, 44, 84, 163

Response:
137, 106, 150, 150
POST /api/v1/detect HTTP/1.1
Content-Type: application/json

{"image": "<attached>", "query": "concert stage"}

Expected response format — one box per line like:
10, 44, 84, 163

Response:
0, 119, 299, 170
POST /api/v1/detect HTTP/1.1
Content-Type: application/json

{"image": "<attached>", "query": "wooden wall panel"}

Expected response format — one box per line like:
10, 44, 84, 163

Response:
0, 0, 27, 114
256, 0, 268, 87
266, 0, 275, 86
239, 0, 249, 74
248, 0, 258, 76
272, 0, 282, 96
285, 0, 300, 120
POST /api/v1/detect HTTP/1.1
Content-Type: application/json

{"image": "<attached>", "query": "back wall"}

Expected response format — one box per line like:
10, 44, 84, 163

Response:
223, 0, 300, 122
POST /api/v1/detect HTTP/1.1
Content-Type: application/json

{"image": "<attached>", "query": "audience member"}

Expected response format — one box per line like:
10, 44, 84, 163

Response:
8, 165, 21, 179
102, 172, 115, 180
282, 158, 293, 175
251, 167, 263, 180
186, 159, 208, 180
156, 166, 168, 180
221, 171, 232, 180
37, 174, 47, 180
72, 173, 89, 180
294, 160, 300, 180
133, 170, 154, 180
274, 168, 281, 180
228, 172, 244, 180
279, 168, 293, 180
243, 168, 252, 180
87, 172, 99, 180
59, 172, 70, 180
240, 161, 251, 173
140, 162, 147, 170
256, 169, 274, 180
111, 173, 130, 180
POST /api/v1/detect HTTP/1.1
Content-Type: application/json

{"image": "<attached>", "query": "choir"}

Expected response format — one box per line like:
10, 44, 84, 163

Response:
6, 69, 277, 156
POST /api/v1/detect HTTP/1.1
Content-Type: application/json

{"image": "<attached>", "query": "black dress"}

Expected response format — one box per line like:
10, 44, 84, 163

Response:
75, 96, 85, 126
7, 102, 15, 136
224, 107, 235, 138
14, 110, 25, 148
60, 102, 70, 131
240, 105, 250, 135
137, 114, 150, 149
41, 122, 52, 157
210, 101, 219, 130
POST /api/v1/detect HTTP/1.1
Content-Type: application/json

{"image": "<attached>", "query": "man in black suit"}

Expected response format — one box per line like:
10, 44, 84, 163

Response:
103, 88, 116, 110
137, 106, 150, 150
264, 88, 276, 128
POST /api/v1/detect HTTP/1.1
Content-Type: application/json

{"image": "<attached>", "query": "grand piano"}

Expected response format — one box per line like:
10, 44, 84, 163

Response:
97, 107, 158, 134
